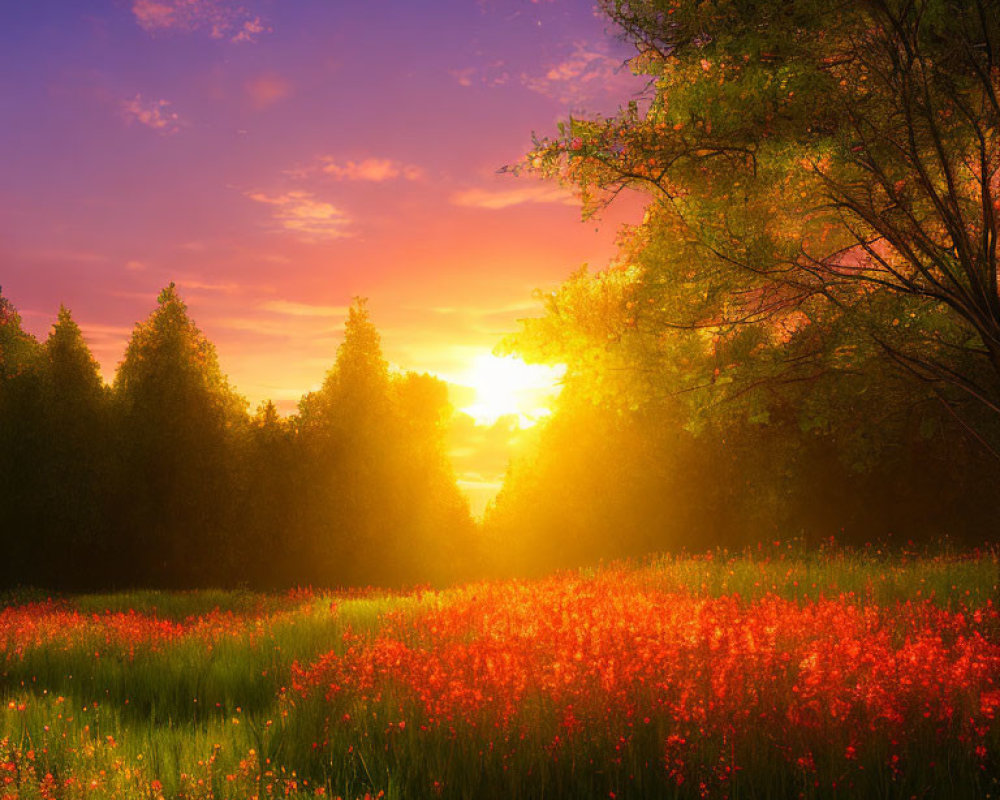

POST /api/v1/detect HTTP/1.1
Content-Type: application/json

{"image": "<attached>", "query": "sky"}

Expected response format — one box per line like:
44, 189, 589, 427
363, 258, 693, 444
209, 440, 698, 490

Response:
0, 0, 646, 509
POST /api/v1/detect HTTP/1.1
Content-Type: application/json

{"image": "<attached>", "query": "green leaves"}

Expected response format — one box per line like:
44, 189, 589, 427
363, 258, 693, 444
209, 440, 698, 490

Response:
115, 282, 246, 424
514, 0, 1000, 454
0, 289, 42, 381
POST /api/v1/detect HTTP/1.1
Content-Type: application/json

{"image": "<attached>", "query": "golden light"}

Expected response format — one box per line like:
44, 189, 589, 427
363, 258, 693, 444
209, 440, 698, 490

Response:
458, 354, 565, 427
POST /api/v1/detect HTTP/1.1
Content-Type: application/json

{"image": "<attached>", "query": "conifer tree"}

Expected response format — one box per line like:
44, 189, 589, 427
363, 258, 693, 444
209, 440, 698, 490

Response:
0, 289, 45, 586
297, 299, 394, 584
38, 307, 111, 588
113, 284, 247, 587
298, 299, 474, 586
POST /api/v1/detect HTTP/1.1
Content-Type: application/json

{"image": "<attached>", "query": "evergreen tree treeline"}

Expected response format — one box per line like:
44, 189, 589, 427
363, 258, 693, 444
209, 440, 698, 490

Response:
0, 285, 475, 591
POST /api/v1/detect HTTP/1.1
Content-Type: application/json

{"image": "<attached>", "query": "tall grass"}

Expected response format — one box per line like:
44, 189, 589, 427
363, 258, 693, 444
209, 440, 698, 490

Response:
1, 546, 997, 799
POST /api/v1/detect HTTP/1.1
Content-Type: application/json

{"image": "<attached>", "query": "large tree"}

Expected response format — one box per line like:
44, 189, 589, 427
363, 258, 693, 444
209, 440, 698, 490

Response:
113, 284, 247, 586
297, 299, 395, 583
38, 307, 112, 587
0, 290, 46, 585
524, 0, 1000, 449
298, 299, 474, 586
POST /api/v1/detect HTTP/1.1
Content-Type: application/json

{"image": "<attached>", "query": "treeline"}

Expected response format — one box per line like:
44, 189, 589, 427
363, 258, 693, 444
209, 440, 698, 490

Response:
0, 285, 474, 591
483, 371, 1000, 577
481, 260, 1000, 577
479, 0, 1000, 574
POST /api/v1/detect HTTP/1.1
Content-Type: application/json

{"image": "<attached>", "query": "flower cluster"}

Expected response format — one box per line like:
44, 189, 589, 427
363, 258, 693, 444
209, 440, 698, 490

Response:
292, 570, 1000, 792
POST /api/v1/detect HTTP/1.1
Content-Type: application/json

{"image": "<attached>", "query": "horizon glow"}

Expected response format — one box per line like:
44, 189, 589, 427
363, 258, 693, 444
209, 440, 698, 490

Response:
0, 0, 646, 501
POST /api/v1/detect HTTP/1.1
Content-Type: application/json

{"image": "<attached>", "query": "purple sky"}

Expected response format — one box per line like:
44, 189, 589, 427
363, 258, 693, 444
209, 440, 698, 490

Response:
0, 0, 645, 417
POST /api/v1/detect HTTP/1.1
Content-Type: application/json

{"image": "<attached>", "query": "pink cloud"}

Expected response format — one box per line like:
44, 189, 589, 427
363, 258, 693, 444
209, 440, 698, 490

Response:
231, 15, 266, 43
246, 190, 353, 240
451, 183, 577, 210
450, 67, 476, 88
175, 278, 242, 293
320, 157, 424, 182
259, 300, 350, 317
121, 95, 182, 133
131, 0, 269, 43
449, 62, 510, 89
522, 41, 641, 107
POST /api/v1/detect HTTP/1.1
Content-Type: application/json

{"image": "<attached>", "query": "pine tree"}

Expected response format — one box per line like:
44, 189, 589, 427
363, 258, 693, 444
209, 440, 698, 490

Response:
298, 299, 474, 586
113, 284, 247, 587
38, 307, 111, 589
0, 288, 45, 586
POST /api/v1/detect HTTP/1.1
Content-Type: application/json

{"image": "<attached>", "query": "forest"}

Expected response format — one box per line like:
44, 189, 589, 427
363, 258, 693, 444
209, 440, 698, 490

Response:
2, 0, 1000, 590
0, 287, 474, 590
1, 267, 998, 592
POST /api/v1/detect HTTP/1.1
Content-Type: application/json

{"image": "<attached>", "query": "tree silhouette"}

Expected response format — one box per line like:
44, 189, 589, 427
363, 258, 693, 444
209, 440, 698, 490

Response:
37, 307, 111, 588
113, 284, 247, 587
298, 299, 473, 586
0, 287, 477, 589
0, 289, 45, 586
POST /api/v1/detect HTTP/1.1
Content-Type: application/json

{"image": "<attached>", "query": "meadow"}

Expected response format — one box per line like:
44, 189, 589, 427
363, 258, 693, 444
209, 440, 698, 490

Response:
1, 544, 998, 799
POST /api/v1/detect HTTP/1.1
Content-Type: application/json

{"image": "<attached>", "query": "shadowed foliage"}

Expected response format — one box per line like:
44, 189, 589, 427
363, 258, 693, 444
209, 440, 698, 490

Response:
0, 287, 473, 591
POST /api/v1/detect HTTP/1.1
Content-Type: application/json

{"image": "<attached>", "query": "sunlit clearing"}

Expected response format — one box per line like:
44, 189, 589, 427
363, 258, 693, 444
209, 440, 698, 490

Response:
459, 355, 565, 427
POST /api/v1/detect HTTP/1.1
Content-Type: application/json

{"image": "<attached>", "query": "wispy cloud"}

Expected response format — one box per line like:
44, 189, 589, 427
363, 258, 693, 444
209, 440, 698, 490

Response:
73, 322, 135, 375
451, 183, 576, 210
259, 300, 349, 317
246, 190, 353, 240
318, 157, 424, 183
449, 67, 476, 88
245, 75, 291, 109
77, 323, 134, 337
175, 278, 241, 293
448, 61, 510, 89
523, 41, 640, 107
131, 0, 268, 43
416, 300, 545, 338
121, 94, 182, 134
425, 300, 540, 317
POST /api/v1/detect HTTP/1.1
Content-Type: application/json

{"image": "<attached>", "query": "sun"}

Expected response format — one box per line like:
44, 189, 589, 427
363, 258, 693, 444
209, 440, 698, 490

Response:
458, 354, 565, 427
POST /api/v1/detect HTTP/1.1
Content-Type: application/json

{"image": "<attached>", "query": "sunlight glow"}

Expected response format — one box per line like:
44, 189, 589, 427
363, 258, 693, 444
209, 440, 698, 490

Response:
458, 355, 565, 427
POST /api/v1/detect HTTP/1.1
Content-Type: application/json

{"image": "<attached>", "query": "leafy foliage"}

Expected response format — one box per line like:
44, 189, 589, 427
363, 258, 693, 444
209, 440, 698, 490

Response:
0, 289, 46, 586
298, 299, 475, 587
112, 283, 248, 587
488, 0, 1000, 565
0, 288, 472, 590
522, 0, 1000, 445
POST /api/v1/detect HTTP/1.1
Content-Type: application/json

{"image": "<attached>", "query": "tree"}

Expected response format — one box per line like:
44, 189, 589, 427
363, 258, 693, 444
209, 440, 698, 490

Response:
113, 283, 247, 587
37, 307, 111, 588
0, 289, 46, 586
523, 0, 1000, 449
297, 298, 394, 584
235, 401, 302, 588
0, 288, 42, 382
391, 371, 478, 583
298, 299, 474, 586
46, 306, 105, 402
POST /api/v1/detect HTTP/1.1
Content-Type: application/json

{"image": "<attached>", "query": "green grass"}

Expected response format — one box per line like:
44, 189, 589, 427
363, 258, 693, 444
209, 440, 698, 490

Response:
1, 546, 998, 799
638, 543, 999, 608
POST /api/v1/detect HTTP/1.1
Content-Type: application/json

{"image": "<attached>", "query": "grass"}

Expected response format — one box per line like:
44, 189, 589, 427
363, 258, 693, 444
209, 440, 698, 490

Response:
1, 544, 998, 799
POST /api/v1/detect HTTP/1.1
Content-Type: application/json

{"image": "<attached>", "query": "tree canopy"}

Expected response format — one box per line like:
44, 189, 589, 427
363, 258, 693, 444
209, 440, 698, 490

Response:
522, 0, 1000, 449
298, 298, 475, 586
0, 286, 474, 590
482, 0, 1000, 569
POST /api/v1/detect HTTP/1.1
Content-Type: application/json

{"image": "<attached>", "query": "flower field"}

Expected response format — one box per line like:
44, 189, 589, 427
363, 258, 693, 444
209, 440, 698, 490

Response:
1, 547, 999, 799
